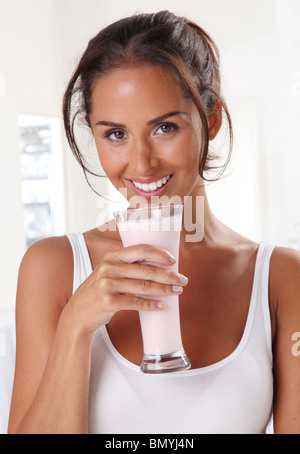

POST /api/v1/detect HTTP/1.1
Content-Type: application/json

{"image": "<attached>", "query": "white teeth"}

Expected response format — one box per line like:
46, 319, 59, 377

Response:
132, 175, 171, 192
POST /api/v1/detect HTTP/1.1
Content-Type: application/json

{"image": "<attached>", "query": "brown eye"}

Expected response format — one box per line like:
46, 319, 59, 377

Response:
104, 130, 127, 141
113, 131, 125, 139
161, 124, 172, 133
156, 123, 178, 135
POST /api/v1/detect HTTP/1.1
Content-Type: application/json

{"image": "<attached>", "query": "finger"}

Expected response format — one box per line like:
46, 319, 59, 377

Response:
117, 294, 167, 312
108, 244, 176, 266
112, 277, 184, 296
99, 262, 187, 286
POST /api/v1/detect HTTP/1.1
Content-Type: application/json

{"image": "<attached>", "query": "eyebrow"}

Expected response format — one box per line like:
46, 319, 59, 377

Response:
94, 111, 187, 128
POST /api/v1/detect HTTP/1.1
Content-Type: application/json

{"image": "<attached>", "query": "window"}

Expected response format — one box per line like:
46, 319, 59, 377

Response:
19, 115, 65, 247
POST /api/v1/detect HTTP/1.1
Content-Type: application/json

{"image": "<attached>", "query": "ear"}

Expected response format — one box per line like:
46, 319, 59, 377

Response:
208, 101, 222, 140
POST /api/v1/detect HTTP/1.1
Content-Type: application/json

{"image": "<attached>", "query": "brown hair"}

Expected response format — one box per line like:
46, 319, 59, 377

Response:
63, 10, 233, 193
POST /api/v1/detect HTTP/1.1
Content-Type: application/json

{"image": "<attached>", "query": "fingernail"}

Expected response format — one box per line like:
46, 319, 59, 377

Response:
157, 301, 166, 309
168, 253, 176, 263
178, 274, 188, 284
172, 285, 183, 293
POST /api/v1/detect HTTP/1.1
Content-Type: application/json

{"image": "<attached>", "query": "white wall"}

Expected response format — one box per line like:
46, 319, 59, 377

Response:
0, 0, 299, 310
276, 0, 300, 249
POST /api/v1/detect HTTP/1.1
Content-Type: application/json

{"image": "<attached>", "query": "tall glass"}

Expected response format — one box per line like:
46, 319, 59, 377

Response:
114, 205, 191, 374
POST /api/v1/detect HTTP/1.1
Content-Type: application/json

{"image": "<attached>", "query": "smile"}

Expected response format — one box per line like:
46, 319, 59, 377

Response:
132, 175, 171, 192
125, 174, 174, 198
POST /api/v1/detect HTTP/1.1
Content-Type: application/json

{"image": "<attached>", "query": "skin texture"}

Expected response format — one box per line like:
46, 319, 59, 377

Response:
8, 65, 300, 434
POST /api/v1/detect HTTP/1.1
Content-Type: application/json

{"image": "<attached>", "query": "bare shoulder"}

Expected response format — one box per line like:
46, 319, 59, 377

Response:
14, 235, 74, 388
17, 235, 73, 311
269, 246, 300, 433
270, 245, 300, 310
21, 235, 72, 264
271, 244, 300, 270
8, 236, 74, 433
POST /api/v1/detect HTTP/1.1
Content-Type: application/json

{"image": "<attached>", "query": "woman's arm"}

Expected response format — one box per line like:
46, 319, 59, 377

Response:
7, 237, 93, 434
8, 238, 183, 434
271, 247, 300, 434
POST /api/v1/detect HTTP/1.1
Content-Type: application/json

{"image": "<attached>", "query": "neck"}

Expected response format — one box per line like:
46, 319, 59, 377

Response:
180, 180, 223, 251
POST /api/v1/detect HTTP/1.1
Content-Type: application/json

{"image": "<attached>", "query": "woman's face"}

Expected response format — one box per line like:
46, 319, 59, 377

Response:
89, 65, 205, 204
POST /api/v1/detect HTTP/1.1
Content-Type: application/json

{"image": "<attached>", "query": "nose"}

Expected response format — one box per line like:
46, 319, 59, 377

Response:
130, 137, 160, 174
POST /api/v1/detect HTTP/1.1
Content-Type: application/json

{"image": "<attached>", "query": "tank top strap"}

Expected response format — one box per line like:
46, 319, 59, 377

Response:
65, 232, 93, 293
251, 242, 276, 356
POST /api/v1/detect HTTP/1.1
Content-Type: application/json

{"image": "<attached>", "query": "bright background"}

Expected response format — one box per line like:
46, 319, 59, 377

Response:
0, 0, 300, 310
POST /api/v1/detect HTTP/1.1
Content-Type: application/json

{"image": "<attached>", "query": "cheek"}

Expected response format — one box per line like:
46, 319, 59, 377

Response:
93, 135, 126, 179
95, 149, 122, 183
100, 155, 124, 180
170, 132, 201, 169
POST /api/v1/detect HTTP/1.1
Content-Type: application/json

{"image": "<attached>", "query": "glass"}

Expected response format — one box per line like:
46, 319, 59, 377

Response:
114, 205, 191, 374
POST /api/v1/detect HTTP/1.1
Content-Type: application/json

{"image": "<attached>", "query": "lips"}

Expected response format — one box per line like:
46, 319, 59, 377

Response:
125, 174, 174, 199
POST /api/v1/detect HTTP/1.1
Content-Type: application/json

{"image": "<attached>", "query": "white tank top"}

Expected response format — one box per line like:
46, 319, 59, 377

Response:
66, 232, 275, 434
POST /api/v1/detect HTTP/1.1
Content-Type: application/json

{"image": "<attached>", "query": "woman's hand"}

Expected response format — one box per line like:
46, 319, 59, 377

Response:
63, 243, 188, 335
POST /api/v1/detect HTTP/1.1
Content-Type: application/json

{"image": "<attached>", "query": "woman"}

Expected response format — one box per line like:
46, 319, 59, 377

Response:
8, 10, 300, 434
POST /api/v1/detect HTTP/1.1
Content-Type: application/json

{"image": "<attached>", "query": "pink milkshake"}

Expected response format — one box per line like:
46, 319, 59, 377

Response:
114, 205, 191, 373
